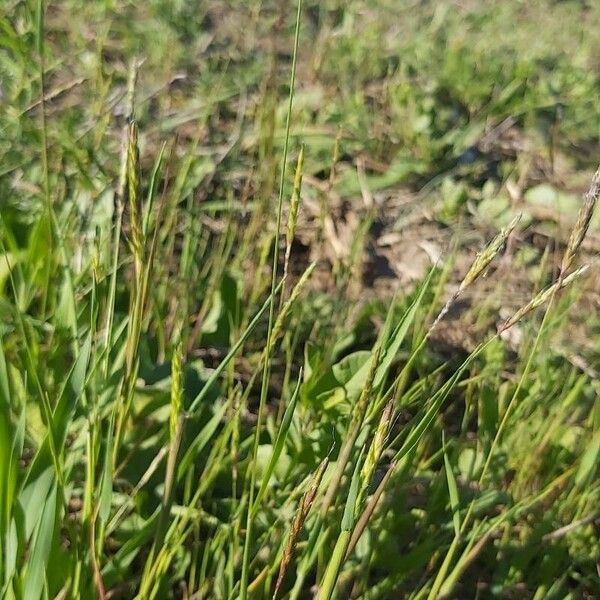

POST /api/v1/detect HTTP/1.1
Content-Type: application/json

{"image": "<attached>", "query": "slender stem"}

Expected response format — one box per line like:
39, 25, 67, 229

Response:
427, 292, 561, 599
239, 2, 303, 597
36, 0, 52, 318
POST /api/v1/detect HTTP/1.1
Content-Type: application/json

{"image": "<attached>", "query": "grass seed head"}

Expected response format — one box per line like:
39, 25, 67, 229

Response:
561, 166, 600, 274
283, 145, 305, 291
286, 145, 304, 256
170, 341, 183, 441
270, 261, 316, 352
273, 455, 329, 600
499, 265, 589, 332
460, 214, 520, 291
127, 120, 142, 265
361, 398, 393, 490
351, 344, 382, 430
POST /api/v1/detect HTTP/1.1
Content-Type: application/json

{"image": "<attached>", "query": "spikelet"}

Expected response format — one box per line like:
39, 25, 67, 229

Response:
350, 344, 382, 431
461, 214, 520, 291
117, 60, 140, 208
170, 341, 183, 441
127, 120, 143, 273
560, 166, 600, 275
429, 214, 520, 335
357, 397, 393, 514
283, 146, 304, 287
269, 261, 316, 353
273, 455, 329, 600
361, 398, 393, 486
499, 265, 589, 333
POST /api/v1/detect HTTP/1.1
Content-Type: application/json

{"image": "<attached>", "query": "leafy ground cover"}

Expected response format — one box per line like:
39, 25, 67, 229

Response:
0, 1, 599, 598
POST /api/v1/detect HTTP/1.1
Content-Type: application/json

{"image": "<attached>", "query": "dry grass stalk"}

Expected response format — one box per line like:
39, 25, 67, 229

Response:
273, 456, 329, 599
499, 265, 588, 333
430, 215, 520, 334
560, 166, 600, 275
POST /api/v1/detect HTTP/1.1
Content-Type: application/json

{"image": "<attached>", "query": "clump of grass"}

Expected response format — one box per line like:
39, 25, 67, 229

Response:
0, 2, 598, 600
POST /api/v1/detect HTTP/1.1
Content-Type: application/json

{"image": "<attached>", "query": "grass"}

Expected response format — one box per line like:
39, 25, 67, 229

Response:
1, 0, 599, 599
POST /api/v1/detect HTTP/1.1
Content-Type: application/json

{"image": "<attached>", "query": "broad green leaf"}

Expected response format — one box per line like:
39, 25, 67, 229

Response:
25, 333, 91, 487
303, 341, 320, 382
19, 466, 54, 541
55, 276, 77, 337
199, 271, 241, 345
23, 481, 57, 600
334, 158, 426, 197
331, 351, 372, 401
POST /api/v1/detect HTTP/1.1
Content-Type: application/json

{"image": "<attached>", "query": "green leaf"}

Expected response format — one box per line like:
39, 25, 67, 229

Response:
303, 341, 321, 382
200, 271, 241, 345
19, 467, 54, 541
2, 517, 18, 596
575, 430, 600, 488
253, 372, 302, 512
341, 447, 364, 532
177, 401, 228, 479
23, 481, 57, 600
0, 335, 10, 409
442, 433, 461, 537
143, 142, 167, 236
52, 332, 91, 447
188, 280, 283, 414
372, 269, 435, 390
25, 333, 91, 487
335, 158, 426, 197
304, 271, 434, 413
98, 418, 115, 524
331, 351, 372, 401
394, 342, 486, 465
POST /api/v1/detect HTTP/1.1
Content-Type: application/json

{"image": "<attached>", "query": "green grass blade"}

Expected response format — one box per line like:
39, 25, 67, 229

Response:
252, 371, 302, 514
442, 433, 460, 537
23, 481, 57, 600
187, 280, 283, 415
